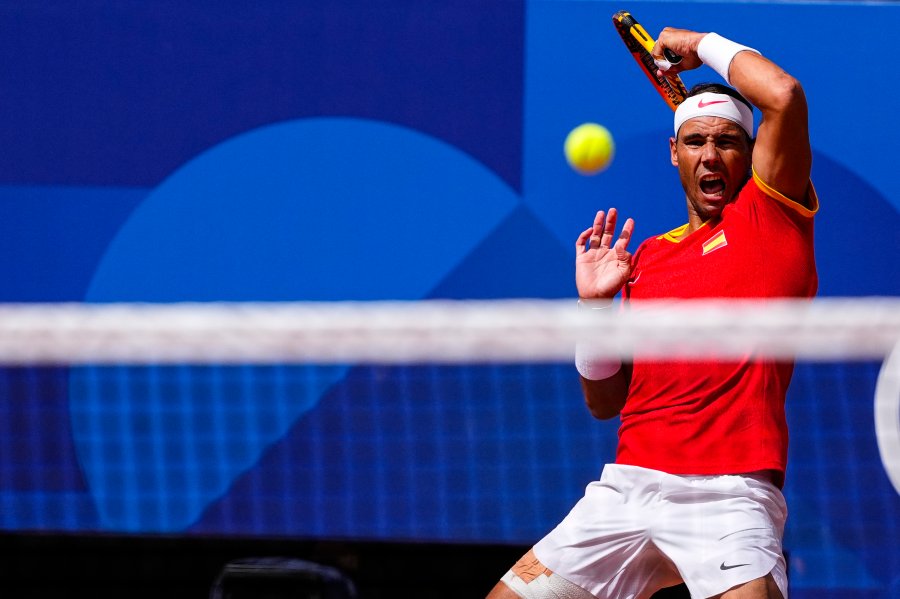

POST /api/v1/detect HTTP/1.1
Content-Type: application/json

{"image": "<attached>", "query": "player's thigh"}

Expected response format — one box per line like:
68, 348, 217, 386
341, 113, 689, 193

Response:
493, 548, 552, 597
487, 548, 597, 599
654, 473, 787, 599
487, 576, 594, 599
712, 572, 784, 599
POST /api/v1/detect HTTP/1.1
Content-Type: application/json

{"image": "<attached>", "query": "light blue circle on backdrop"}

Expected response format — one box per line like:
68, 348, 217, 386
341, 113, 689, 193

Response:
74, 117, 520, 531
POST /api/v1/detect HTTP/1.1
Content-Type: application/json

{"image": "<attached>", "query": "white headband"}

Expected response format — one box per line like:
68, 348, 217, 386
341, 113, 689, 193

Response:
673, 92, 754, 138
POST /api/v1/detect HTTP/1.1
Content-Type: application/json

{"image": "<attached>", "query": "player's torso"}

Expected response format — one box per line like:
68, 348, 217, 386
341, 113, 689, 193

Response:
625, 196, 816, 301
614, 180, 817, 479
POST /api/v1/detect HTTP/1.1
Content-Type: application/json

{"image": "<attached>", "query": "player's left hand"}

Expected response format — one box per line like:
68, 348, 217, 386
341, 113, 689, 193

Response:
575, 208, 634, 300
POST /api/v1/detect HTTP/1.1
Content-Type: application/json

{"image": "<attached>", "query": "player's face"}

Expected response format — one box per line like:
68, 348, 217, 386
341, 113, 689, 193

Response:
670, 116, 752, 223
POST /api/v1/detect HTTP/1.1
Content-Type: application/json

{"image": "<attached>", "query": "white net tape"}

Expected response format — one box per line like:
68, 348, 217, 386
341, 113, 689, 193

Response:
0, 297, 897, 364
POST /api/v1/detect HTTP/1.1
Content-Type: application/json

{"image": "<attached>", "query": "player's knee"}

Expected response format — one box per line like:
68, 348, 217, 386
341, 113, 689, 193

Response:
497, 549, 594, 599
499, 569, 595, 599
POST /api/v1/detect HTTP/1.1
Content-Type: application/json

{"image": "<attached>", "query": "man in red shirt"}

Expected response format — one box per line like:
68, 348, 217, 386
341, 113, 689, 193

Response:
488, 25, 816, 599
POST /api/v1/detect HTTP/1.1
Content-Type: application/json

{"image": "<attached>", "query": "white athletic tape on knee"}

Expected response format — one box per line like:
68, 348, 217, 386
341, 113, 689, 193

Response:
500, 570, 596, 599
697, 32, 761, 85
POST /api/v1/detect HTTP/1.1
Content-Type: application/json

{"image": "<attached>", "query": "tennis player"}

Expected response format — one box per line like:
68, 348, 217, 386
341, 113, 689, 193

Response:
487, 26, 817, 599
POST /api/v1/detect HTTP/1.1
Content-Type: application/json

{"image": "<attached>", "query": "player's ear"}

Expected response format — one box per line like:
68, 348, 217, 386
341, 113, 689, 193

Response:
669, 136, 678, 166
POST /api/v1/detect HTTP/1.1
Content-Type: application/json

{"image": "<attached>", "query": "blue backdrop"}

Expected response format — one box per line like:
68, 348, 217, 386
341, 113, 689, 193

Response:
0, 1, 898, 597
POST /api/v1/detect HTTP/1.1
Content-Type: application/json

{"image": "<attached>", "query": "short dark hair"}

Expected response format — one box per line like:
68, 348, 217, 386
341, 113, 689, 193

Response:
687, 82, 753, 113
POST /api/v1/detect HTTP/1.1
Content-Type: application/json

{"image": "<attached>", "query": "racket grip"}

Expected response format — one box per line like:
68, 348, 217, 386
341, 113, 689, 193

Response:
663, 48, 683, 65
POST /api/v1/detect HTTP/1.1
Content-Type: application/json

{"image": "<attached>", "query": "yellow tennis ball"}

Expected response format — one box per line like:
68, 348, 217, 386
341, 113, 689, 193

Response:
564, 123, 615, 175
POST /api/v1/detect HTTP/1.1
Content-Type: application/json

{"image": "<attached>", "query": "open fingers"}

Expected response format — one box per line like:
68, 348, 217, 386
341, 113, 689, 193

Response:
613, 217, 635, 258
591, 209, 606, 234
575, 226, 594, 255
588, 210, 607, 250
576, 209, 631, 255
599, 208, 618, 248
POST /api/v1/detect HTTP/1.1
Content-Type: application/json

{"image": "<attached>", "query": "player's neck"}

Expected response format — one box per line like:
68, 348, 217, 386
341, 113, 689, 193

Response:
685, 211, 708, 235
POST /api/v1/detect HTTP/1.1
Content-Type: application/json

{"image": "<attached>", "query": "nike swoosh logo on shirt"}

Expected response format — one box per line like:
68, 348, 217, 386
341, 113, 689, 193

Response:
698, 99, 729, 108
720, 562, 751, 571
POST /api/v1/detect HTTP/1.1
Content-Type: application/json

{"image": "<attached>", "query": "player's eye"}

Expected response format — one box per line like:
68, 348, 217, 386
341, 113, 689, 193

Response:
717, 136, 742, 149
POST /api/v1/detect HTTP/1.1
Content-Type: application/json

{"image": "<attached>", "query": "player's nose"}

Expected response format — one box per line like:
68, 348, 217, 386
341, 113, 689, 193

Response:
701, 141, 720, 163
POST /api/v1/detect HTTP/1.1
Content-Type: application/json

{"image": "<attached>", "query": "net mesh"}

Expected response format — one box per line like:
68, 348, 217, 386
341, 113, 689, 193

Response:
0, 298, 898, 592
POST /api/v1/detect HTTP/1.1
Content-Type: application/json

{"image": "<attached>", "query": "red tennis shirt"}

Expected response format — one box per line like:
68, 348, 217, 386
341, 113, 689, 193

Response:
618, 170, 818, 487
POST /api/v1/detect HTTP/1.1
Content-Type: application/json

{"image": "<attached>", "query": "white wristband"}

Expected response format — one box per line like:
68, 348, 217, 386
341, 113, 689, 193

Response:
697, 32, 761, 85
576, 344, 622, 380
575, 298, 621, 380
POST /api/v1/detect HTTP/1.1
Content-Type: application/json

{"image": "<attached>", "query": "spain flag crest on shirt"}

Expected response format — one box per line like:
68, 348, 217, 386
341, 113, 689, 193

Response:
702, 230, 728, 255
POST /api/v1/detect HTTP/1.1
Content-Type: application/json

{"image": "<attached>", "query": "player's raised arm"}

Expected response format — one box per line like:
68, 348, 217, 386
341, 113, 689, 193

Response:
654, 28, 812, 204
727, 49, 811, 203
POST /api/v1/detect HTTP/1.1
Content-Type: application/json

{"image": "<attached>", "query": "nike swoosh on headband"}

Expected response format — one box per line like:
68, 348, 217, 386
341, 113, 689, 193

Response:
674, 93, 754, 136
698, 99, 729, 108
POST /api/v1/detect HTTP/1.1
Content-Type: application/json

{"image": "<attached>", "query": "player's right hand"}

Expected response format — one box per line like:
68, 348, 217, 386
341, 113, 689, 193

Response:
652, 27, 706, 76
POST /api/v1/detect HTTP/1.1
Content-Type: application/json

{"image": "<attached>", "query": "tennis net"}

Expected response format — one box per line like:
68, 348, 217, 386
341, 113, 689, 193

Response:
0, 297, 897, 364
0, 297, 898, 594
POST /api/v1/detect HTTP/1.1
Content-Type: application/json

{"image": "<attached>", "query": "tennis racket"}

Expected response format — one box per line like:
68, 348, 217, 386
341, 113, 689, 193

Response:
612, 10, 688, 111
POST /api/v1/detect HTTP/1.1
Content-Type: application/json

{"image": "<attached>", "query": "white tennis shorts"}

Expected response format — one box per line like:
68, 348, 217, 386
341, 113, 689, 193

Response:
532, 464, 788, 599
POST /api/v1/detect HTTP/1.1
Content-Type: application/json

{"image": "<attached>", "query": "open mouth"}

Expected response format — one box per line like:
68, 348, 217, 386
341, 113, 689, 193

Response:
699, 174, 726, 197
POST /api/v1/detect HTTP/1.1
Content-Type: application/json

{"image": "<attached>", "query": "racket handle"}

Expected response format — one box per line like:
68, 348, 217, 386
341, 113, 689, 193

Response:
612, 10, 690, 110
663, 48, 683, 65
617, 11, 683, 66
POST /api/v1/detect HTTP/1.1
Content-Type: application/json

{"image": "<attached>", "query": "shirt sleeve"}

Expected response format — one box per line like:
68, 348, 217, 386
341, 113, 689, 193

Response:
751, 166, 819, 218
